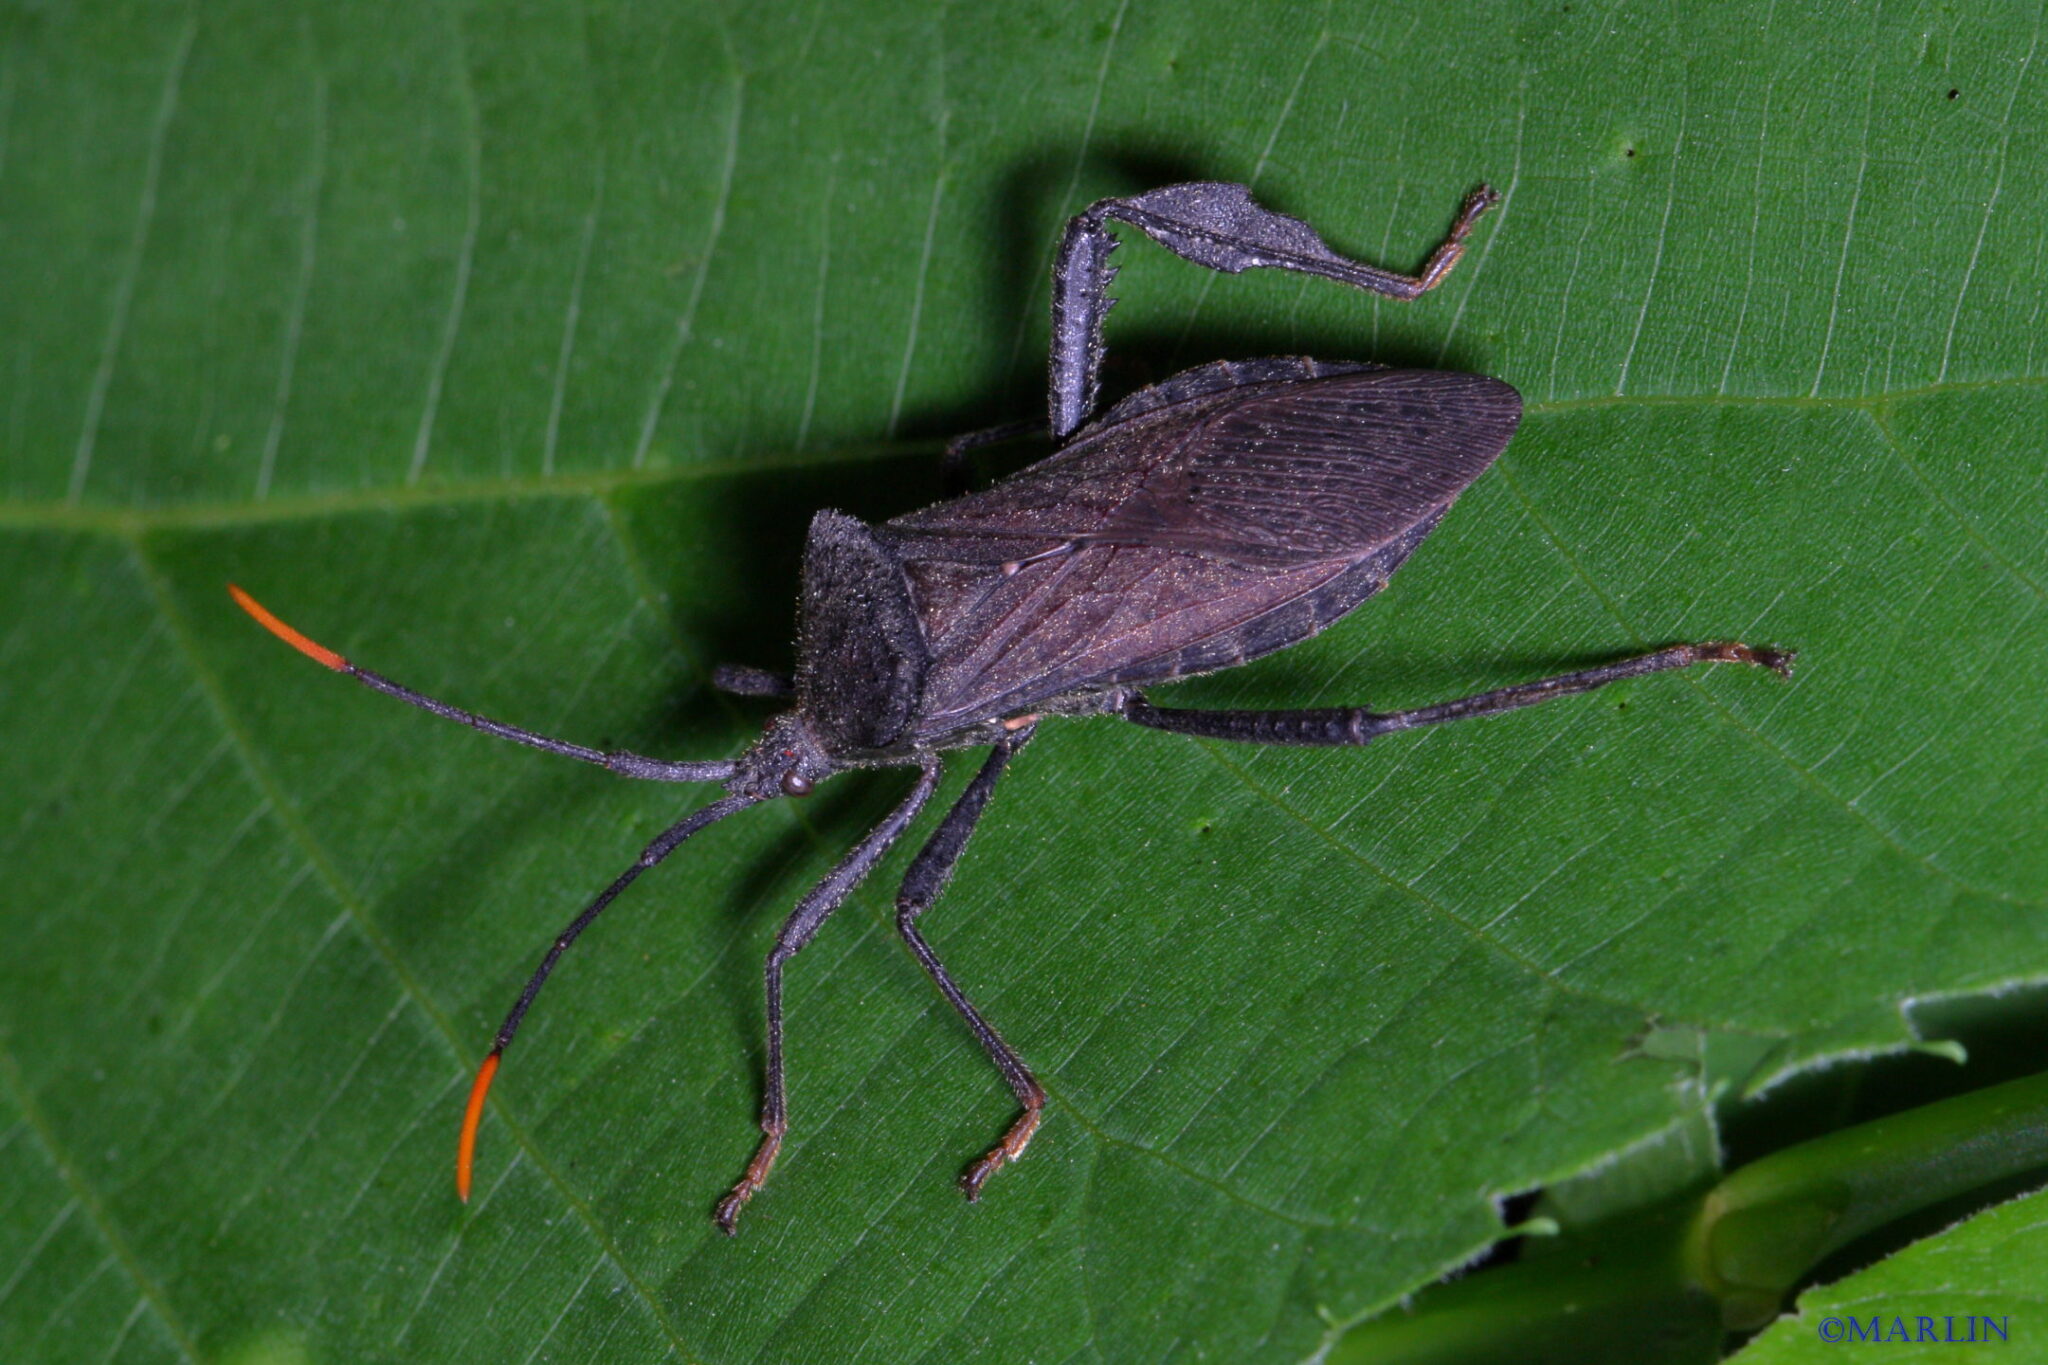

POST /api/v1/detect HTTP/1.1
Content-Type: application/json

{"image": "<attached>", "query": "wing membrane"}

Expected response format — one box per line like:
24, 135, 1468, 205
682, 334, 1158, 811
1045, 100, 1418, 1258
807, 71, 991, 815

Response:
892, 368, 1519, 568
887, 369, 1520, 736
901, 546, 1357, 733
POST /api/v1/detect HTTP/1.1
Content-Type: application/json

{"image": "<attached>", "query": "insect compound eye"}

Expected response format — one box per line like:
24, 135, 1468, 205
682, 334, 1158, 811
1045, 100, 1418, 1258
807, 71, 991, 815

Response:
781, 771, 814, 798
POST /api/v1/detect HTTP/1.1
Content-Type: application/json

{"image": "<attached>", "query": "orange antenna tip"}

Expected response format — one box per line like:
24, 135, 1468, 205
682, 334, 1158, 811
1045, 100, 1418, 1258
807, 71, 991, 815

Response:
456, 1051, 501, 1203
228, 584, 349, 672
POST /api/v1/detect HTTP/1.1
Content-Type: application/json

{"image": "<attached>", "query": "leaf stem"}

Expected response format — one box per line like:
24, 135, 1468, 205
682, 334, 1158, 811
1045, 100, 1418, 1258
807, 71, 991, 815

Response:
1328, 1070, 2048, 1362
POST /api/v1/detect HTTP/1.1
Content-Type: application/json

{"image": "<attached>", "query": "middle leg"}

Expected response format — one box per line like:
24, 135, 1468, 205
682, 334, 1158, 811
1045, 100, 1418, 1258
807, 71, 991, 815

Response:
892, 722, 1043, 1200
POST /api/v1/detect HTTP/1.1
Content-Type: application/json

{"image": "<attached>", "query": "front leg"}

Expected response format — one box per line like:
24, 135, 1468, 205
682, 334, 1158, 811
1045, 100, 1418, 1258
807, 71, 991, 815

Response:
1123, 642, 1793, 746
1047, 181, 1499, 439
893, 722, 1042, 1200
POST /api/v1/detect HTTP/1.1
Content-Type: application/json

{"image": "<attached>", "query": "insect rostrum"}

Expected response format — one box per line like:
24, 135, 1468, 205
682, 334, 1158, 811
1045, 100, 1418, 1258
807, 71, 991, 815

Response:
232, 180, 1792, 1235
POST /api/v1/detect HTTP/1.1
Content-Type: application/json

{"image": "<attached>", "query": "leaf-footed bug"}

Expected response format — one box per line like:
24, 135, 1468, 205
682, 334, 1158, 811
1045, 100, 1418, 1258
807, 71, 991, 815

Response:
233, 180, 1792, 1234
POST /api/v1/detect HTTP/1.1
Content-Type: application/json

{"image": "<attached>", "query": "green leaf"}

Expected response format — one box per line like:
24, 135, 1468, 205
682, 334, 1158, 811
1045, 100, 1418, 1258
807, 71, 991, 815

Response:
1731, 1186, 2047, 1363
4, 2, 2044, 1361
1315, 1069, 2048, 1362
1697, 1070, 2048, 1331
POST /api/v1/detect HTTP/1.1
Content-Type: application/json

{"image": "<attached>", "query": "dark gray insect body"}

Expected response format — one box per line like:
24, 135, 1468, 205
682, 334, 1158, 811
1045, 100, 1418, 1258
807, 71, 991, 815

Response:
769, 361, 1518, 780
234, 180, 1791, 1235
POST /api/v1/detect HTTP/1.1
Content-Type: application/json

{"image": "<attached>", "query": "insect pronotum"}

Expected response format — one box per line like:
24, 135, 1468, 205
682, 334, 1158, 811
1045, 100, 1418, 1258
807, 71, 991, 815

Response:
233, 180, 1793, 1234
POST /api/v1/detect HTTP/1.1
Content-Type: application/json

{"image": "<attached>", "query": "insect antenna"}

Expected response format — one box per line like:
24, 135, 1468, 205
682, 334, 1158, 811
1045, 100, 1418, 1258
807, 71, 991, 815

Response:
228, 585, 737, 783
458, 791, 766, 1200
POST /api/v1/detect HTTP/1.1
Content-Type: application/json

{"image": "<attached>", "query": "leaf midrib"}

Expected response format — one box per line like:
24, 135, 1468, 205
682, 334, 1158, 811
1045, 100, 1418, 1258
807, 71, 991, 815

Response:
6, 375, 2043, 536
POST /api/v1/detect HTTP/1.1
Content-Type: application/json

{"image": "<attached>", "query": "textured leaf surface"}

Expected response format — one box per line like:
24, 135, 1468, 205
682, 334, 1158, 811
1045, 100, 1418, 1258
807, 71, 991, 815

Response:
4, 2, 2045, 1361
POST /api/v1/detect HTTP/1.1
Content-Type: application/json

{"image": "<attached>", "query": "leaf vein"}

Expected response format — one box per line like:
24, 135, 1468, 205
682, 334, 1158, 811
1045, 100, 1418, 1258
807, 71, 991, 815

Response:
1937, 20, 2040, 385
544, 159, 605, 477
0, 1051, 201, 1362
257, 47, 326, 500
68, 13, 198, 505
1492, 461, 2043, 910
124, 534, 711, 1365
16, 374, 2048, 537
633, 73, 745, 470
1615, 50, 1686, 397
407, 3, 483, 486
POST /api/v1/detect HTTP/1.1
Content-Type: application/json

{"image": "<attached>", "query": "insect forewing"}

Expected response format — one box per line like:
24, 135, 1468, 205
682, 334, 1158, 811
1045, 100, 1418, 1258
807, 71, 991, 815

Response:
894, 369, 1519, 568
886, 369, 1521, 735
